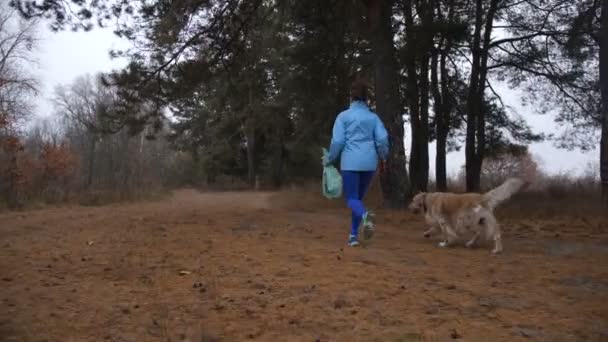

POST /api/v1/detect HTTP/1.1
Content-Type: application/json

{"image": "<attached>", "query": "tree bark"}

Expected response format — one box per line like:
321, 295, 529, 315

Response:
366, 0, 410, 206
601, 0, 608, 204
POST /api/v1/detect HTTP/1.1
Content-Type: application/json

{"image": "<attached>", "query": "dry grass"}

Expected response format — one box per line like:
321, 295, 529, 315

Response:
268, 182, 343, 211
268, 174, 387, 212
269, 173, 606, 223
5, 169, 604, 224
498, 175, 607, 220
0, 187, 170, 213
77, 187, 170, 207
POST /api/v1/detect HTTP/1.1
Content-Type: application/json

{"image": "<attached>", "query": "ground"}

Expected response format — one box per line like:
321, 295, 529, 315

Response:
0, 189, 607, 341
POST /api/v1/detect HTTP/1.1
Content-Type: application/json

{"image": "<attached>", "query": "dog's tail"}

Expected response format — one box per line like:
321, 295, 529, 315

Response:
483, 178, 527, 210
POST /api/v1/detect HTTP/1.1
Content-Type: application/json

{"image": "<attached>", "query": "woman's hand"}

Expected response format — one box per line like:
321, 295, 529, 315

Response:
321, 153, 331, 166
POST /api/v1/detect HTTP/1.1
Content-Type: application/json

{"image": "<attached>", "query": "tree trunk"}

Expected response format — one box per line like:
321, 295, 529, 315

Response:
431, 46, 448, 192
465, 0, 498, 192
436, 127, 448, 191
404, 0, 435, 193
601, 0, 608, 204
475, 0, 498, 189
366, 0, 410, 206
271, 134, 285, 188
87, 135, 96, 189
191, 144, 200, 186
410, 53, 430, 193
417, 0, 433, 192
432, 0, 456, 192
465, 0, 484, 192
120, 135, 131, 196
403, 0, 421, 193
138, 130, 144, 188
420, 53, 431, 192
246, 71, 257, 189
7, 153, 21, 209
439, 54, 452, 192
246, 126, 256, 188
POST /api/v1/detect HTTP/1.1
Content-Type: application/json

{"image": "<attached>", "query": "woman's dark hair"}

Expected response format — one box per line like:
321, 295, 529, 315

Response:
350, 78, 370, 102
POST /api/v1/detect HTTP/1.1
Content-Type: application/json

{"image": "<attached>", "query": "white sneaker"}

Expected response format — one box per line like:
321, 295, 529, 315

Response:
347, 235, 360, 247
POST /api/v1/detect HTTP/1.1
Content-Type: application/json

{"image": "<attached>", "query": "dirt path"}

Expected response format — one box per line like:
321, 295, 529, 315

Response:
1, 190, 607, 341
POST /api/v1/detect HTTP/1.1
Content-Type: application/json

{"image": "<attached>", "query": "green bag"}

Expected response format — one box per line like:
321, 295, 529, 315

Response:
321, 148, 342, 199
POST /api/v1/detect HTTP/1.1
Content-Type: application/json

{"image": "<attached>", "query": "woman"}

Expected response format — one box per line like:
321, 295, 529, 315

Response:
324, 79, 389, 247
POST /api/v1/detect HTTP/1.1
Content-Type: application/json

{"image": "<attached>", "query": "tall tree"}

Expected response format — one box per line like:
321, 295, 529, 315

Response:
0, 2, 39, 208
429, 0, 469, 191
365, 0, 411, 206
398, 0, 434, 193
463, 0, 499, 191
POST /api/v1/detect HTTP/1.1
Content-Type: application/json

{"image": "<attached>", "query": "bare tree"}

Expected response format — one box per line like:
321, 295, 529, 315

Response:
53, 74, 113, 188
0, 2, 39, 129
481, 152, 538, 189
53, 73, 173, 194
0, 2, 39, 208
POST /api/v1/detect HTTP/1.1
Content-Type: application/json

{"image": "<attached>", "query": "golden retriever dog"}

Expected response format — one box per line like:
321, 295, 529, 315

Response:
409, 178, 527, 254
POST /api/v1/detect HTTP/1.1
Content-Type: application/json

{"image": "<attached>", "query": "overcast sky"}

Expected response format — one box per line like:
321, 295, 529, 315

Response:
33, 25, 598, 177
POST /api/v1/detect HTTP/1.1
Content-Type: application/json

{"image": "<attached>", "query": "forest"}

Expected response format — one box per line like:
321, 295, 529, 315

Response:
0, 0, 605, 208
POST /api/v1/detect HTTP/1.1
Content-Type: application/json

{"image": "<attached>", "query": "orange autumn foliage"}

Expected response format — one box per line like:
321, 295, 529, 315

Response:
1, 119, 78, 206
40, 143, 78, 181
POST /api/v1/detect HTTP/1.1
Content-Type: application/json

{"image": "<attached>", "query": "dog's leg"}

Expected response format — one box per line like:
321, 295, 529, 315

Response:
436, 218, 448, 247
423, 227, 433, 238
423, 225, 438, 238
484, 215, 503, 254
444, 225, 458, 246
467, 213, 488, 248
437, 219, 457, 248
492, 228, 503, 254
465, 232, 480, 248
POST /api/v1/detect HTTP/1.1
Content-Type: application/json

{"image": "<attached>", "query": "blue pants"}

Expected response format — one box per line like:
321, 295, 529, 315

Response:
342, 170, 375, 237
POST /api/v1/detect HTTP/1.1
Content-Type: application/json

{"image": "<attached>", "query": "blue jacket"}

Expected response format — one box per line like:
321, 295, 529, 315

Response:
328, 101, 389, 171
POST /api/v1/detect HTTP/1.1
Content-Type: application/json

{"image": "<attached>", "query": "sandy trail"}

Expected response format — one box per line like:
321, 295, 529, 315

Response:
1, 189, 607, 341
